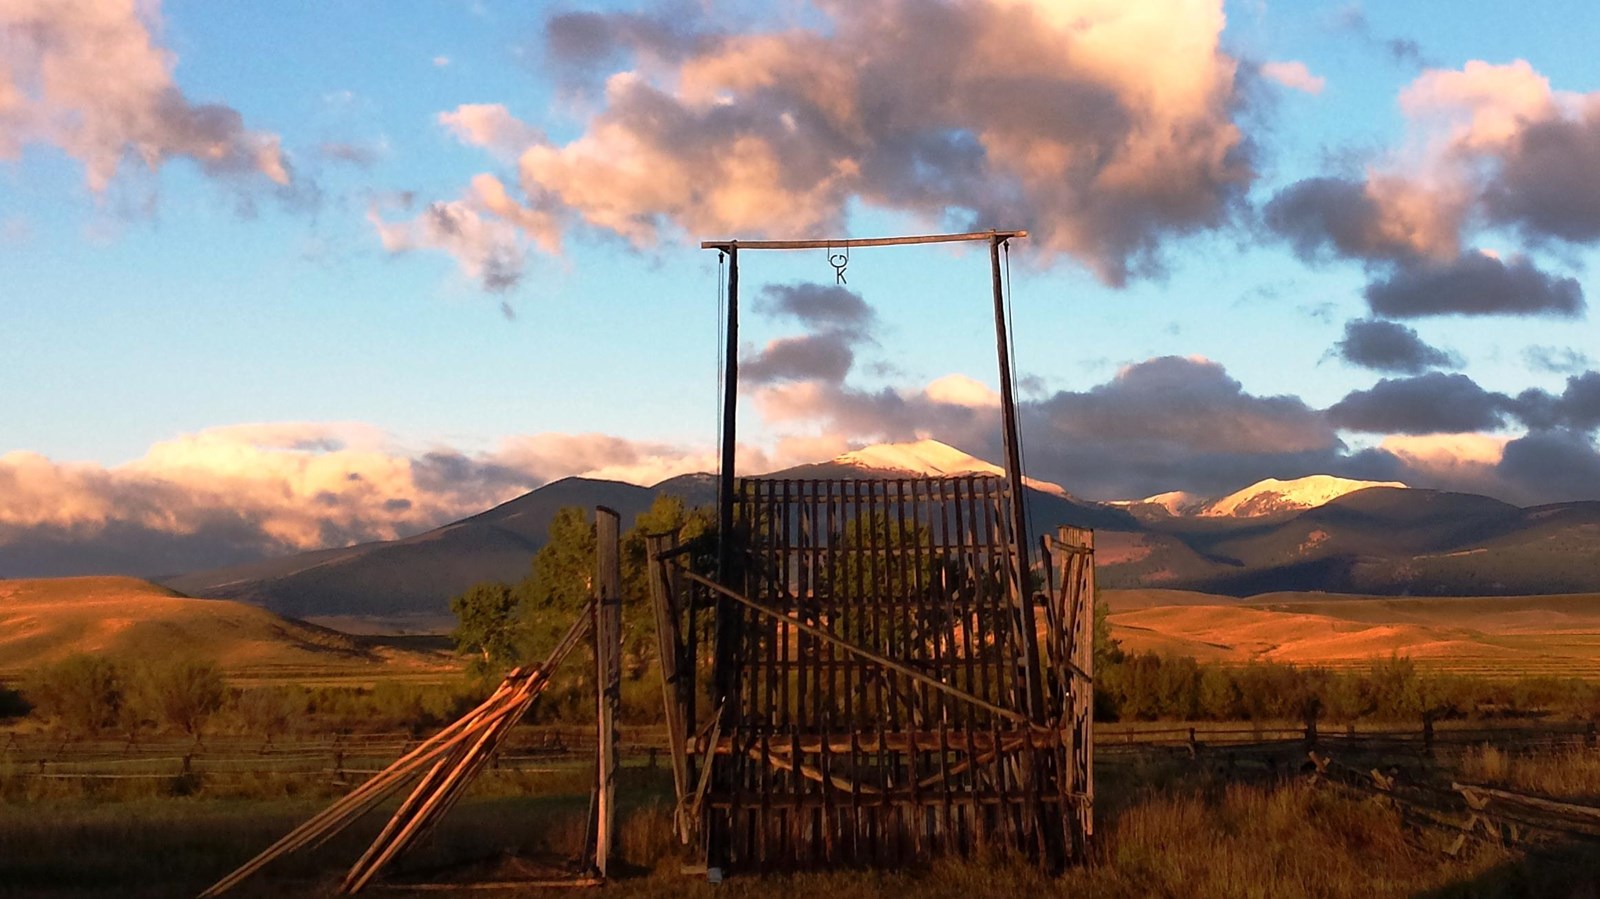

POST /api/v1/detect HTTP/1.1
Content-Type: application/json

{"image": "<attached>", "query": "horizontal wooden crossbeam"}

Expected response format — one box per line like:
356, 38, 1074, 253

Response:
700, 230, 1027, 251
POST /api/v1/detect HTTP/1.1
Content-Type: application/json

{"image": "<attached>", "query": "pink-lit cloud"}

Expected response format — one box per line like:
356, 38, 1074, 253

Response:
0, 0, 289, 192
388, 0, 1253, 287
1261, 60, 1325, 95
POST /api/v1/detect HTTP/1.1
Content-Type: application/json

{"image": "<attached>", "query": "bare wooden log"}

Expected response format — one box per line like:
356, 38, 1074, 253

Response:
199, 603, 595, 898
700, 230, 1027, 251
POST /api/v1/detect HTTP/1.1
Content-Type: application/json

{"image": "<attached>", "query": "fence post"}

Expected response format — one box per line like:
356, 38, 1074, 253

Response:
1422, 712, 1435, 758
1587, 721, 1596, 749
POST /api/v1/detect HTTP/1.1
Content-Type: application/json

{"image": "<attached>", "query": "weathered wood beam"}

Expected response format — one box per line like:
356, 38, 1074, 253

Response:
592, 508, 623, 879
701, 230, 1027, 251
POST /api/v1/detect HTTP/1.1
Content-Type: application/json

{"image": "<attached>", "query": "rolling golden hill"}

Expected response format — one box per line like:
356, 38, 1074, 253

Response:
0, 576, 457, 684
1103, 589, 1600, 678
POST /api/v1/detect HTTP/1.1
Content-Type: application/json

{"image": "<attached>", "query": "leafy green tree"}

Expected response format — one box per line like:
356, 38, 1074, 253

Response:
1093, 590, 1124, 668
450, 581, 522, 673
824, 511, 935, 601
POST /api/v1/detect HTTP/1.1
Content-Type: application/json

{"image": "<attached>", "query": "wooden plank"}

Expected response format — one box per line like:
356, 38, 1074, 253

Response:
646, 533, 691, 824
593, 507, 622, 878
676, 572, 1033, 727
700, 230, 1027, 251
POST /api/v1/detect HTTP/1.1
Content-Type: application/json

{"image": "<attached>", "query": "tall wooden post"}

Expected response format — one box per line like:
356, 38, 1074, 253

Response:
718, 243, 739, 582
647, 532, 692, 836
991, 234, 1044, 720
593, 507, 622, 877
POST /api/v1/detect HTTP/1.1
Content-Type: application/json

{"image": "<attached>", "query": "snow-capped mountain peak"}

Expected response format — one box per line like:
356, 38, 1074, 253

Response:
1197, 475, 1408, 518
1140, 490, 1207, 516
833, 439, 1068, 497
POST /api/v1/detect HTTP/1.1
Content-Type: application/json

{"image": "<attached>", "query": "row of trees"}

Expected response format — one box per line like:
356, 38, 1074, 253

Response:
1096, 652, 1600, 723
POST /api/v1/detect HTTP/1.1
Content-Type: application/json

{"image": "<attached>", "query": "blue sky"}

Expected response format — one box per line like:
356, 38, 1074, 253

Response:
4, 0, 1600, 573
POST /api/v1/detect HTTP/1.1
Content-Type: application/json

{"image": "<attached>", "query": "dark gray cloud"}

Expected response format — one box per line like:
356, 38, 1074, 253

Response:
757, 284, 874, 330
1327, 372, 1509, 434
1483, 109, 1600, 243
744, 333, 857, 384
1263, 177, 1418, 263
1333, 318, 1459, 373
1510, 372, 1600, 432
1364, 253, 1583, 318
758, 356, 1345, 500
744, 283, 875, 385
1496, 429, 1600, 505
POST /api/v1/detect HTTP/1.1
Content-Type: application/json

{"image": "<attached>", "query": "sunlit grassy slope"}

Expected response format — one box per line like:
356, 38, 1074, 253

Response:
1104, 588, 1600, 677
0, 576, 456, 683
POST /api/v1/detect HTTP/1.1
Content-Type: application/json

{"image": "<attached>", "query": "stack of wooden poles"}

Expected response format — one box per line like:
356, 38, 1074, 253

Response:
198, 600, 595, 898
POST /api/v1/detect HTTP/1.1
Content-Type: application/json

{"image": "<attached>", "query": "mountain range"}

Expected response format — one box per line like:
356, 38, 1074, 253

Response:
152, 439, 1600, 625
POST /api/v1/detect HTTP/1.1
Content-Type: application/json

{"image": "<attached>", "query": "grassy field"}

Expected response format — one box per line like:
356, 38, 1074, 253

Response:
1104, 589, 1600, 678
5, 752, 1599, 899
0, 576, 459, 686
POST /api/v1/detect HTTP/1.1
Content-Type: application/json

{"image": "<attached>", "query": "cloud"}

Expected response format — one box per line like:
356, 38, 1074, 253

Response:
750, 355, 1343, 500
439, 103, 544, 158
317, 140, 383, 167
1363, 251, 1583, 318
1331, 7, 1426, 67
0, 423, 729, 577
741, 282, 878, 385
1333, 318, 1459, 372
1511, 372, 1600, 432
1264, 176, 1461, 264
369, 192, 528, 292
1496, 429, 1600, 505
744, 333, 858, 384
1327, 372, 1508, 434
1264, 59, 1600, 321
1524, 346, 1592, 375
416, 0, 1255, 288
757, 283, 874, 330
1261, 61, 1325, 95
0, 0, 289, 193
1480, 98, 1600, 242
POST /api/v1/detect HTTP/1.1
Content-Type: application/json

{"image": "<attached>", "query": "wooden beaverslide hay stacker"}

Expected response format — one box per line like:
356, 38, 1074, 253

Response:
198, 230, 1094, 895
647, 230, 1096, 876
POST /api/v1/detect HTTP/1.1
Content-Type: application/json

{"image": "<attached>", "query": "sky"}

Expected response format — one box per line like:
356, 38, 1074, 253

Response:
4, 0, 1600, 576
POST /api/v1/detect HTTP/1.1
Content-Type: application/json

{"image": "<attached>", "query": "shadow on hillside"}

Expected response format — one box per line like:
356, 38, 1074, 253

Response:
1418, 842, 1600, 898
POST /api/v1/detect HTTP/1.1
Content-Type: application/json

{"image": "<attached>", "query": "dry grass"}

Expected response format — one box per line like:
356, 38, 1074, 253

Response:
0, 576, 455, 683
1460, 744, 1600, 801
0, 773, 1567, 899
1106, 592, 1600, 678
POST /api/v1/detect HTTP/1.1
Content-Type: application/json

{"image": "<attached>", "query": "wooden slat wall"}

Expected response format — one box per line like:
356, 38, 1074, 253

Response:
668, 476, 1093, 872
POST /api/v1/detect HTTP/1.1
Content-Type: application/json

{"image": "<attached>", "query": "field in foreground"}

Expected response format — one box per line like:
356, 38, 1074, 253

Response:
0, 576, 457, 685
1105, 589, 1600, 678
4, 758, 1598, 899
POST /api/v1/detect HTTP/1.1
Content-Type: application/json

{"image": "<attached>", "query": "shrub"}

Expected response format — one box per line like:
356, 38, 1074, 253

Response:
27, 655, 126, 735
132, 658, 226, 737
0, 681, 30, 720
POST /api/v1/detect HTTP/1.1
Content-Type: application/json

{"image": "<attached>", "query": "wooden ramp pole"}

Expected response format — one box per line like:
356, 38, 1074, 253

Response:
199, 605, 595, 898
